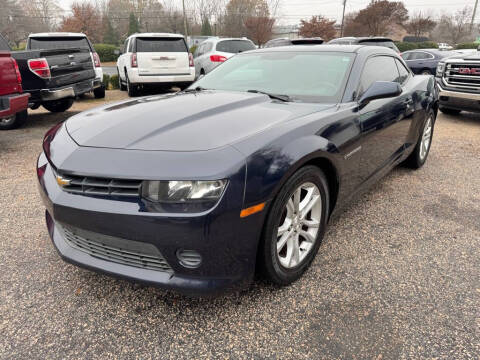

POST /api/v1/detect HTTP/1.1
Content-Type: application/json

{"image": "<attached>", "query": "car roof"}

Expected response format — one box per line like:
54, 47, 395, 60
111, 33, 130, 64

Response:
251, 44, 396, 55
332, 36, 394, 43
129, 33, 185, 39
28, 32, 87, 38
204, 37, 253, 43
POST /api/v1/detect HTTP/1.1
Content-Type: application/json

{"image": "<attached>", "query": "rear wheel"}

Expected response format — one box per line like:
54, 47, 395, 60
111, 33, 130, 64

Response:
439, 107, 461, 115
126, 73, 139, 97
118, 69, 126, 91
259, 166, 329, 285
404, 110, 435, 169
0, 110, 27, 130
42, 98, 74, 113
94, 85, 106, 99
420, 69, 432, 75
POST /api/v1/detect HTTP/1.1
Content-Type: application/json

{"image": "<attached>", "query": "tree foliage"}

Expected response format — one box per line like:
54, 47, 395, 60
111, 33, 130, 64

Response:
405, 12, 436, 38
59, 2, 103, 43
298, 15, 336, 40
128, 12, 141, 36
431, 7, 473, 45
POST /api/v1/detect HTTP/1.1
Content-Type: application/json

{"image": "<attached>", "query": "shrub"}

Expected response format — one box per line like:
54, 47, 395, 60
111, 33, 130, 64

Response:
189, 45, 197, 54
456, 42, 478, 49
11, 44, 26, 51
102, 74, 110, 88
110, 74, 120, 90
415, 41, 438, 49
93, 44, 120, 62
394, 41, 438, 52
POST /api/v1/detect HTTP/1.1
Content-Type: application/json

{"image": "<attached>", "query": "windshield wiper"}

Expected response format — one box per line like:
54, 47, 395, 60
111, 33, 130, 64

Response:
247, 90, 291, 102
183, 86, 208, 93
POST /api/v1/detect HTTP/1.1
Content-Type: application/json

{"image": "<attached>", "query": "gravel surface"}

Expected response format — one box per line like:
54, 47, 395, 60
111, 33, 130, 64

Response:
0, 92, 479, 359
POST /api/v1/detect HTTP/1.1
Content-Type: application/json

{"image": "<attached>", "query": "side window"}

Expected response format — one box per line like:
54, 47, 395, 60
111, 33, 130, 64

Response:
204, 42, 213, 53
128, 38, 135, 52
401, 52, 411, 61
358, 56, 400, 96
123, 39, 128, 54
395, 58, 410, 84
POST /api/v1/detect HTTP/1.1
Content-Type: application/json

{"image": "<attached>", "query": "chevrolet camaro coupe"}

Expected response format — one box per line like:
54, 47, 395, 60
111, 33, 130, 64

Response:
37, 45, 438, 295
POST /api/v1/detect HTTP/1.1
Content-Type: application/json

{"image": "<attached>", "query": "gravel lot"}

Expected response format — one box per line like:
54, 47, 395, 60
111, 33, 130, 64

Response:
1, 91, 479, 359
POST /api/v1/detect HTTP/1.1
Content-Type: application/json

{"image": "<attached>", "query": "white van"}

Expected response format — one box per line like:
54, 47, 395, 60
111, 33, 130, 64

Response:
117, 33, 195, 96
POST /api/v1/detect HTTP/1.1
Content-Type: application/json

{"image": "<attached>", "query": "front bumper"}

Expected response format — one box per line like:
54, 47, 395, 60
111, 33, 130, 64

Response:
37, 145, 263, 296
0, 93, 30, 118
436, 79, 480, 112
127, 68, 195, 84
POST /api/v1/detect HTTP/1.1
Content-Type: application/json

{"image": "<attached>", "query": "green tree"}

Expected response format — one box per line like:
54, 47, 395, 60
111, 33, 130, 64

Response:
201, 18, 213, 35
103, 17, 118, 45
128, 12, 140, 36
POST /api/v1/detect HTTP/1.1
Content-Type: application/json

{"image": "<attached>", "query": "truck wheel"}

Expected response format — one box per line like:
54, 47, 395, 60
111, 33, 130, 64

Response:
126, 74, 139, 97
94, 85, 106, 99
118, 69, 126, 91
439, 107, 461, 115
42, 98, 74, 113
0, 110, 28, 130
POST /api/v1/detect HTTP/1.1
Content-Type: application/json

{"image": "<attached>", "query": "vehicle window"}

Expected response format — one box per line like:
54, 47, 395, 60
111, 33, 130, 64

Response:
411, 52, 433, 60
29, 37, 91, 50
0, 35, 10, 51
215, 40, 256, 54
359, 56, 400, 95
194, 51, 355, 103
395, 58, 410, 84
401, 52, 411, 60
136, 38, 187, 52
196, 43, 205, 57
128, 38, 135, 52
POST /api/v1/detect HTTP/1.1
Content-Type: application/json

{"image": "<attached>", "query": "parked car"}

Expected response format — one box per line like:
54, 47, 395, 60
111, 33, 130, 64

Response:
26, 32, 105, 99
117, 33, 195, 96
38, 45, 438, 295
193, 37, 256, 77
401, 49, 455, 75
328, 37, 400, 53
436, 51, 480, 114
0, 37, 29, 130
438, 43, 453, 51
264, 37, 324, 48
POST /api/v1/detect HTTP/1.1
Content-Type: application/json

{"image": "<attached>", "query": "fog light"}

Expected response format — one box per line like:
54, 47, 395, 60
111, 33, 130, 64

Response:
176, 249, 202, 269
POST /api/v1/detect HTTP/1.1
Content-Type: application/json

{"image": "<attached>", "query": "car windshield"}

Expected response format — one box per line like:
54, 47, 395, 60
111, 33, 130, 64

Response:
216, 40, 256, 53
136, 38, 187, 52
194, 51, 355, 103
29, 37, 91, 50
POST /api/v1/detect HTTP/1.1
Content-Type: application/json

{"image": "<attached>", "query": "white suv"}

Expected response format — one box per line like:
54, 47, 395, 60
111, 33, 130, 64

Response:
117, 33, 195, 96
193, 37, 256, 78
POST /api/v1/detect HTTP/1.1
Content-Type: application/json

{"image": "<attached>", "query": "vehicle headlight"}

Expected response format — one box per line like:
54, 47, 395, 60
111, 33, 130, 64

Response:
436, 62, 445, 77
142, 180, 227, 212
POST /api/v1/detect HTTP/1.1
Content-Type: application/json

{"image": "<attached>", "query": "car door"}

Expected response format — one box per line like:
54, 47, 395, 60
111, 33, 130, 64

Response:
355, 55, 412, 182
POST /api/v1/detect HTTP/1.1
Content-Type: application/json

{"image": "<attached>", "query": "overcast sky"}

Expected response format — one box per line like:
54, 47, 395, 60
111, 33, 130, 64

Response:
58, 0, 478, 25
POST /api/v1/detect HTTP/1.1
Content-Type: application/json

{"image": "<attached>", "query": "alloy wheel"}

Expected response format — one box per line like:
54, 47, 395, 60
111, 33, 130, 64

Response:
419, 116, 432, 160
276, 182, 322, 269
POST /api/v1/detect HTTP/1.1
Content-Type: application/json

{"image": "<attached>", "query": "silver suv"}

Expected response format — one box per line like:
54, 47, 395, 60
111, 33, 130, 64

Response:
193, 37, 256, 78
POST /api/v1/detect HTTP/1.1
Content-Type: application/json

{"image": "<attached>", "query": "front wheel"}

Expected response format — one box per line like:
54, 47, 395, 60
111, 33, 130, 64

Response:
404, 110, 435, 169
259, 166, 329, 285
42, 98, 74, 113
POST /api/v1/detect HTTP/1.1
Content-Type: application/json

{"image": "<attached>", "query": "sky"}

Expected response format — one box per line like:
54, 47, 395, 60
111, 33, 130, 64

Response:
58, 0, 478, 25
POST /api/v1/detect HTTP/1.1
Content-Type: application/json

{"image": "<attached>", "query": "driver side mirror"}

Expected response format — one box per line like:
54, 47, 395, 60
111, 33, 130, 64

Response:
359, 81, 402, 106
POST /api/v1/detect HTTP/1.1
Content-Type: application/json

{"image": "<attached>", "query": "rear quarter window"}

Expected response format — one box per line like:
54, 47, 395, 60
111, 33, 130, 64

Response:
136, 38, 187, 52
29, 37, 91, 51
216, 40, 256, 54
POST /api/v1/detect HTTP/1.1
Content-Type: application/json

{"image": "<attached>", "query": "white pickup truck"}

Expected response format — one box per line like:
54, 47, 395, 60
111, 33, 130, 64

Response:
116, 33, 195, 96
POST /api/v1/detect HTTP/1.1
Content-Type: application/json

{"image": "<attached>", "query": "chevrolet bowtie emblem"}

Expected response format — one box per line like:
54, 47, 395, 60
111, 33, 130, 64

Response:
56, 175, 71, 187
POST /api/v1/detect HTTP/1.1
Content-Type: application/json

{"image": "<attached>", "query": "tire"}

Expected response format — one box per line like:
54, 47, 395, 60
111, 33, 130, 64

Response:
126, 73, 139, 97
0, 110, 27, 130
42, 98, 74, 113
259, 165, 330, 285
439, 107, 461, 115
94, 85, 106, 99
404, 110, 435, 169
118, 69, 126, 91
420, 69, 432, 75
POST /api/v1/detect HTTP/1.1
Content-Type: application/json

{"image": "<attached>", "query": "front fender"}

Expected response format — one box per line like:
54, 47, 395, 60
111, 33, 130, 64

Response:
242, 134, 342, 208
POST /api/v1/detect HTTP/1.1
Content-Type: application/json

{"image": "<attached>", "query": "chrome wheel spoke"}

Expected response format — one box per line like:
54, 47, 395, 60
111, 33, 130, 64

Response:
299, 229, 315, 243
277, 230, 292, 252
300, 194, 320, 220
293, 188, 301, 213
301, 218, 320, 228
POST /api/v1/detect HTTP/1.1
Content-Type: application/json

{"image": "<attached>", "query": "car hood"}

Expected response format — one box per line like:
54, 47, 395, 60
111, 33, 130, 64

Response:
65, 91, 332, 151
445, 52, 480, 61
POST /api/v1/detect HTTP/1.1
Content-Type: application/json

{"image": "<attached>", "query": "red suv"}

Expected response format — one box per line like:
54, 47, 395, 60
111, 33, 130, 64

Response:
0, 36, 29, 130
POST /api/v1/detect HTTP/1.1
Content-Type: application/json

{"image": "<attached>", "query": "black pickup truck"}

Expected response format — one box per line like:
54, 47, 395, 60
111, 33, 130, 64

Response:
0, 34, 96, 120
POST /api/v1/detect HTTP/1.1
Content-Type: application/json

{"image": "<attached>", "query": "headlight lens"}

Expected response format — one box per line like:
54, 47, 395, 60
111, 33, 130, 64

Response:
436, 62, 445, 77
142, 180, 227, 204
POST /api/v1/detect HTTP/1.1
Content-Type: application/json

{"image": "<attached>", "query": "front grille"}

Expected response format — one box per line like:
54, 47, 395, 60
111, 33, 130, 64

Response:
59, 173, 142, 198
60, 225, 172, 272
444, 62, 480, 89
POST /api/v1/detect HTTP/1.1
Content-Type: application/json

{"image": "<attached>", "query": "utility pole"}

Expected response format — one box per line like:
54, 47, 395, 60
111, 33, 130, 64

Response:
340, 0, 347, 37
471, 0, 479, 32
182, 0, 189, 39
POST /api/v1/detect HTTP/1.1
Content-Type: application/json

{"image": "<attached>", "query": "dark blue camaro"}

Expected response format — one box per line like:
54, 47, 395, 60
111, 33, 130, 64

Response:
37, 45, 438, 295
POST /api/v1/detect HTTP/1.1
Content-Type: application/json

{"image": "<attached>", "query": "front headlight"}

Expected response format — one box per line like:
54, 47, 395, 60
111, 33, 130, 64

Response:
436, 62, 445, 77
142, 180, 227, 212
